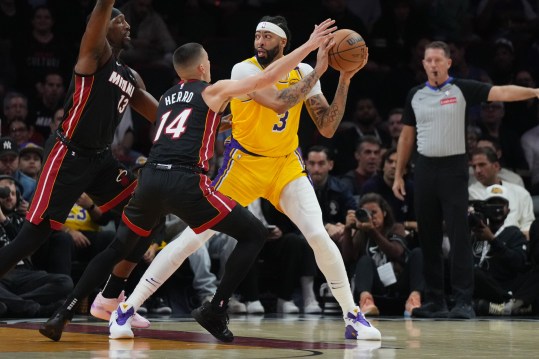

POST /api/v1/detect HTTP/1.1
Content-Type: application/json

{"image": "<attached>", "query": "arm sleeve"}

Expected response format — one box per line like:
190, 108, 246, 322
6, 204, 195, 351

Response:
402, 87, 419, 126
454, 79, 492, 106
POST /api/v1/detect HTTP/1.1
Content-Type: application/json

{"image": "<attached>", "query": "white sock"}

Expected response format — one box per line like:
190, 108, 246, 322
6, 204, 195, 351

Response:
127, 227, 214, 309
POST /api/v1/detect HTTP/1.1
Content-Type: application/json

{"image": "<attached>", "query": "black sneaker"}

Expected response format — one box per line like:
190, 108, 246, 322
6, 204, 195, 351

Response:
448, 302, 476, 319
192, 302, 234, 342
39, 308, 74, 341
150, 297, 172, 315
412, 301, 449, 318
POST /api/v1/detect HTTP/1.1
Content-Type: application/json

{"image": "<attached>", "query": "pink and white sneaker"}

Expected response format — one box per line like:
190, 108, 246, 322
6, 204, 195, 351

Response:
90, 291, 150, 328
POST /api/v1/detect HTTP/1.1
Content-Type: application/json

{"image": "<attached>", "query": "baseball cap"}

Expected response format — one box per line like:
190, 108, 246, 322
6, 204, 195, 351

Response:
484, 184, 509, 203
0, 137, 18, 158
19, 142, 44, 161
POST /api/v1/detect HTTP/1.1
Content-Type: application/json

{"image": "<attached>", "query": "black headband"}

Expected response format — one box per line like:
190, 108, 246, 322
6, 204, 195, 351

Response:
111, 7, 122, 19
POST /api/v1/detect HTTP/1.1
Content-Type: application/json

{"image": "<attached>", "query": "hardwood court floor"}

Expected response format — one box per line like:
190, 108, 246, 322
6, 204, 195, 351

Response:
0, 314, 537, 358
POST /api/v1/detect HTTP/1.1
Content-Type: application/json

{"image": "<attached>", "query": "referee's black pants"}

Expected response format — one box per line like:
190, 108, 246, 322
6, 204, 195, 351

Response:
414, 154, 473, 305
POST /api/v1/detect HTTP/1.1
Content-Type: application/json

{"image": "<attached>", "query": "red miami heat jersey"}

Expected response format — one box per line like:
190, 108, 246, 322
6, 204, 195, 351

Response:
147, 80, 221, 173
60, 56, 136, 149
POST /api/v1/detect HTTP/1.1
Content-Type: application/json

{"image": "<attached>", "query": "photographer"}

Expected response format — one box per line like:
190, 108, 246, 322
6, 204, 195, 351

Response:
470, 184, 528, 313
0, 176, 72, 317
341, 193, 424, 316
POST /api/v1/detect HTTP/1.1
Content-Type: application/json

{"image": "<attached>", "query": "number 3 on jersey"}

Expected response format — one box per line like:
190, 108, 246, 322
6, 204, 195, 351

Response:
153, 109, 192, 141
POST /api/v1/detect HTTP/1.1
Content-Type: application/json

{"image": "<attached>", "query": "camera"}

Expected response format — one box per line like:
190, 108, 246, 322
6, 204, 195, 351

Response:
468, 200, 505, 228
0, 186, 10, 199
355, 208, 371, 223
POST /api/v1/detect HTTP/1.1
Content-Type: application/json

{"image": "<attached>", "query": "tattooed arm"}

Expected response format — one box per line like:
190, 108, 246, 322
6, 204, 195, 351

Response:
306, 50, 369, 138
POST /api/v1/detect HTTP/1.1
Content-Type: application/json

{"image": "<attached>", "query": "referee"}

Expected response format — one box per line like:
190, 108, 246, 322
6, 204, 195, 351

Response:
392, 41, 539, 319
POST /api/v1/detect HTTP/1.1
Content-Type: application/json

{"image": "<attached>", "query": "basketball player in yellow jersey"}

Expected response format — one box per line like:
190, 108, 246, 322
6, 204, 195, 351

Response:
112, 16, 380, 341
211, 16, 377, 341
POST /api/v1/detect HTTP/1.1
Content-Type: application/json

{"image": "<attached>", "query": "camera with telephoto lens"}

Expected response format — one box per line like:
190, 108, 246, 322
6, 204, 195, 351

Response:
0, 186, 10, 199
355, 208, 372, 223
468, 200, 505, 228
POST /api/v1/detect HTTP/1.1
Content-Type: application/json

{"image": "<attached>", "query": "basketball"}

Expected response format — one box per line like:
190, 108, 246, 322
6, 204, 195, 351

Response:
328, 29, 368, 72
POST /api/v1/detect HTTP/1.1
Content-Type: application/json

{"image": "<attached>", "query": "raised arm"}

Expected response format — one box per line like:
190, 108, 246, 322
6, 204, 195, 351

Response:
204, 19, 336, 112
75, 0, 116, 75
306, 50, 369, 138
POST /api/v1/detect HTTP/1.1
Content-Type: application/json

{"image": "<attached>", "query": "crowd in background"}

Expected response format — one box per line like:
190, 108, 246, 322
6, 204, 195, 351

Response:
0, 0, 539, 318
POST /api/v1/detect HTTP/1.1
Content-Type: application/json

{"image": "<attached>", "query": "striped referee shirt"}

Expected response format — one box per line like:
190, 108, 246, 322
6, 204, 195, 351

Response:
403, 77, 491, 157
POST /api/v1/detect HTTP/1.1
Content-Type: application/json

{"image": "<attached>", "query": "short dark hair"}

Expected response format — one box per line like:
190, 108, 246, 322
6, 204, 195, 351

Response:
305, 145, 333, 161
382, 147, 397, 167
173, 43, 204, 69
426, 41, 450, 58
358, 192, 395, 231
471, 146, 499, 163
355, 135, 381, 152
258, 15, 292, 53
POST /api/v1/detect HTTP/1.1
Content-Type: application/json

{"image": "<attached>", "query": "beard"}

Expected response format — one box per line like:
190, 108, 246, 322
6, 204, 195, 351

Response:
255, 46, 280, 66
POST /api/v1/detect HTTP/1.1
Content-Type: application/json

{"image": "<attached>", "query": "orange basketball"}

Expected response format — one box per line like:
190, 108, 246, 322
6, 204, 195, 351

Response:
328, 29, 367, 72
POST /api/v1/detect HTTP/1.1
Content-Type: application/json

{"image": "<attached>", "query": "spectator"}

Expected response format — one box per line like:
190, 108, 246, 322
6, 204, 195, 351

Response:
2, 91, 29, 134
340, 136, 382, 196
0, 136, 36, 202
8, 119, 34, 148
18, 142, 43, 180
11, 5, 72, 98
477, 100, 527, 174
341, 193, 423, 317
470, 184, 529, 315
322, 98, 389, 175
361, 148, 416, 228
0, 175, 72, 317
469, 136, 525, 188
387, 108, 404, 149
305, 145, 357, 243
30, 71, 65, 142
469, 147, 535, 238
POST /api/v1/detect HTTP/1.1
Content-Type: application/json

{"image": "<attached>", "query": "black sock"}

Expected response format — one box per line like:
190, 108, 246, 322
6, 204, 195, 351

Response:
101, 274, 127, 299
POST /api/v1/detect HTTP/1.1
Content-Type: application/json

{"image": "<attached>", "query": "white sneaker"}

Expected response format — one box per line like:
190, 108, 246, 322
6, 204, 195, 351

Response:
277, 299, 299, 314
344, 307, 381, 340
227, 297, 247, 314
91, 291, 151, 328
303, 299, 322, 314
109, 302, 135, 339
246, 300, 265, 314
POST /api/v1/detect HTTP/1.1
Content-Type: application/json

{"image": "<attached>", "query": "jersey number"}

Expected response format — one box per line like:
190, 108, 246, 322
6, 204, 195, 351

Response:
118, 95, 129, 114
272, 111, 289, 132
153, 109, 192, 141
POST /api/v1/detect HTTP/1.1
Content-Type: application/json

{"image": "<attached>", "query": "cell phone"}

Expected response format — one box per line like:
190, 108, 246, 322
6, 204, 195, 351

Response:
266, 225, 277, 231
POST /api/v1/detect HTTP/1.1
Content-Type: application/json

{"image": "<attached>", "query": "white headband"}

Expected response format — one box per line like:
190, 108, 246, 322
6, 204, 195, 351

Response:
256, 22, 287, 39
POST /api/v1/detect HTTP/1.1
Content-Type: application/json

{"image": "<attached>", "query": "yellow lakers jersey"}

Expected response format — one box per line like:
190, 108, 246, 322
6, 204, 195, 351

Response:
65, 205, 100, 232
230, 57, 305, 157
